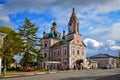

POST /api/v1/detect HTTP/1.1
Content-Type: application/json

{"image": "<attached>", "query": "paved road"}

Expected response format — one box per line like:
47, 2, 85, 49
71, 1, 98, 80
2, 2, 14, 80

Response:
1, 68, 120, 80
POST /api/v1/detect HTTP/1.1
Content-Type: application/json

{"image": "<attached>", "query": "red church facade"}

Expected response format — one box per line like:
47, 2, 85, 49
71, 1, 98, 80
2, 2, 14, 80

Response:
41, 8, 87, 69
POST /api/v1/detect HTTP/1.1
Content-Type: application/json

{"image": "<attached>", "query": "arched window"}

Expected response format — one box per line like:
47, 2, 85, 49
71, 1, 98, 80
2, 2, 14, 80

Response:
77, 50, 79, 55
45, 43, 47, 47
77, 23, 79, 33
58, 50, 59, 56
54, 51, 56, 56
82, 51, 84, 56
64, 49, 67, 55
64, 62, 67, 65
44, 53, 47, 57
69, 23, 72, 32
72, 48, 75, 54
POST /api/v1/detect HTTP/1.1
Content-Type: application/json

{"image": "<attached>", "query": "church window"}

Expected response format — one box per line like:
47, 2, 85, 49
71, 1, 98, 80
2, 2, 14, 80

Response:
77, 50, 79, 55
45, 43, 47, 47
77, 23, 79, 32
54, 51, 56, 56
82, 51, 84, 56
69, 23, 72, 31
64, 49, 67, 55
64, 62, 67, 65
58, 50, 59, 56
44, 53, 47, 57
77, 40, 79, 43
72, 48, 75, 54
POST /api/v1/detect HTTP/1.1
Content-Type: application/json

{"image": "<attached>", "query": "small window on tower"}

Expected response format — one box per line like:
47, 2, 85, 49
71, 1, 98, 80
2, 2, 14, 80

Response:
77, 23, 79, 32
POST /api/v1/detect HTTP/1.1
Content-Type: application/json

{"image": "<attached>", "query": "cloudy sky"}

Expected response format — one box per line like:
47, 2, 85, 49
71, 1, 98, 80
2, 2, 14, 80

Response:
0, 0, 120, 57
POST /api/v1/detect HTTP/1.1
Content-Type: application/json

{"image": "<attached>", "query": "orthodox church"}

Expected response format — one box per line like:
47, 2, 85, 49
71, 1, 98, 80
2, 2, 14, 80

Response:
41, 8, 87, 69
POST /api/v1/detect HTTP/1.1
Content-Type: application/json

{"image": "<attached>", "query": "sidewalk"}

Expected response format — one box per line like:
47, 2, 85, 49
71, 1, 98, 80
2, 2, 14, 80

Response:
0, 70, 84, 79
0, 70, 75, 79
0, 71, 50, 79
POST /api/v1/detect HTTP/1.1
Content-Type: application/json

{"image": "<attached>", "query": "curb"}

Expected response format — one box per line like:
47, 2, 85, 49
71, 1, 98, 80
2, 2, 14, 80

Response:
0, 71, 59, 79
0, 70, 80, 79
0, 72, 46, 79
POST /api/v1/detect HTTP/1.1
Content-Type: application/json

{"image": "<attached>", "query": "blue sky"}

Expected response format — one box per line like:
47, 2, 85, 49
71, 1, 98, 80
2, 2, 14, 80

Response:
0, 0, 120, 58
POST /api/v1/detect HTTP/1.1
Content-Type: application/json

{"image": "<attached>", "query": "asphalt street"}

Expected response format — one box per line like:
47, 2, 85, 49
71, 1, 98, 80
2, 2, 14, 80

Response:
1, 68, 120, 80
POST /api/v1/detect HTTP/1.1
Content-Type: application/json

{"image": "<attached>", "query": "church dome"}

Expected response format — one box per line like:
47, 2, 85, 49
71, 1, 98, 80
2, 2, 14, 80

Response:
52, 21, 57, 26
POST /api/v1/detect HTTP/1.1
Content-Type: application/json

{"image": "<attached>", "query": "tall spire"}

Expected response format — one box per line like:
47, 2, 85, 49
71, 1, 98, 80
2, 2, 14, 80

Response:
68, 8, 80, 34
62, 30, 66, 40
52, 16, 57, 26
71, 8, 76, 18
43, 26, 46, 38
69, 8, 78, 23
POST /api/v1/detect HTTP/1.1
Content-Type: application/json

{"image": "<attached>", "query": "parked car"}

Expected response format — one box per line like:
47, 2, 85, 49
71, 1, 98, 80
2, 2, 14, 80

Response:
101, 64, 114, 69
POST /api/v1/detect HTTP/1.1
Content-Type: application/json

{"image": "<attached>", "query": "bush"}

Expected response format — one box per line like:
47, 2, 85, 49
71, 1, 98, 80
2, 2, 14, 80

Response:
19, 67, 35, 72
36, 68, 45, 72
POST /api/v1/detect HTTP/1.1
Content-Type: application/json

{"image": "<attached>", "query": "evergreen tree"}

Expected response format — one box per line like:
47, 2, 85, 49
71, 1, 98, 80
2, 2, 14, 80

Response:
36, 43, 44, 67
0, 26, 23, 76
19, 18, 39, 68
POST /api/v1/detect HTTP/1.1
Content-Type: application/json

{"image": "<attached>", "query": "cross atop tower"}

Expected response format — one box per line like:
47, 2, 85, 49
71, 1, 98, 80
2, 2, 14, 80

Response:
43, 26, 46, 32
53, 16, 56, 22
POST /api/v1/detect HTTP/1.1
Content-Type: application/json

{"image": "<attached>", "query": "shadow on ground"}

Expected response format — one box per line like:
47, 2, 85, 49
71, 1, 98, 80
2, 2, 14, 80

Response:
97, 74, 120, 80
60, 74, 120, 80
60, 76, 101, 80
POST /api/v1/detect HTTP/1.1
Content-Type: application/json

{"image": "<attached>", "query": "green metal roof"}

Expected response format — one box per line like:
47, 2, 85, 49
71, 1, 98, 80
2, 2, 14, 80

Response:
89, 59, 96, 63
52, 21, 57, 26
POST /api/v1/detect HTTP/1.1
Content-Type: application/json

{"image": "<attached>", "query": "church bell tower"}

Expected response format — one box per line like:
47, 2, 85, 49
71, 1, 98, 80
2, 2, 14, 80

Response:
68, 8, 80, 35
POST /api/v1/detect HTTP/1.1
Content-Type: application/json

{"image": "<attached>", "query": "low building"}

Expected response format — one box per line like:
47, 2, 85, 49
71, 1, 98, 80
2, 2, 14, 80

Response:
89, 53, 117, 68
89, 59, 98, 69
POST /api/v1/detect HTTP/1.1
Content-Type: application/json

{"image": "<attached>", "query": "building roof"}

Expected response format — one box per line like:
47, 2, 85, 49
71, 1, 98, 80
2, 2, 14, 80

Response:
43, 31, 61, 40
50, 39, 71, 48
69, 8, 79, 23
89, 53, 115, 59
89, 59, 96, 63
82, 41, 86, 47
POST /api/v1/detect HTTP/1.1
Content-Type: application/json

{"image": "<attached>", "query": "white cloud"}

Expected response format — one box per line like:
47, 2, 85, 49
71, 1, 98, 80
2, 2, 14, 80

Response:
0, 15, 17, 28
104, 40, 120, 51
0, 0, 119, 28
89, 26, 94, 30
0, 15, 10, 23
84, 38, 103, 49
83, 38, 120, 56
88, 23, 120, 41
109, 46, 120, 50
94, 0, 120, 14
105, 40, 116, 46
84, 38, 120, 50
